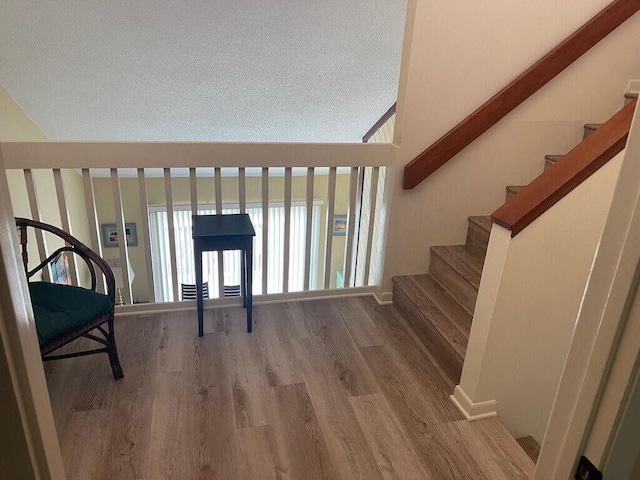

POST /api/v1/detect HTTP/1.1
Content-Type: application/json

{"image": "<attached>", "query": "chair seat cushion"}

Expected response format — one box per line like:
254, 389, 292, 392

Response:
29, 282, 112, 347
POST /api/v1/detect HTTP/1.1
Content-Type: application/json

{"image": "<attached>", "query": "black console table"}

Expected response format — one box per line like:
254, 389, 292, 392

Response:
192, 214, 255, 336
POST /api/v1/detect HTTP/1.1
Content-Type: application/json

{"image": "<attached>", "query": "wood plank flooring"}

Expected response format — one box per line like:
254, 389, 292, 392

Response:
44, 296, 534, 480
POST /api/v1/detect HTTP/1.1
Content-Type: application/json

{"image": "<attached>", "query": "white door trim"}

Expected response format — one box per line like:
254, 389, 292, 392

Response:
0, 151, 65, 478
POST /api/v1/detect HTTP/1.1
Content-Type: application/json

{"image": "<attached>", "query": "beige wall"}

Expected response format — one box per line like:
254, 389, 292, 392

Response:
383, 0, 640, 294
1, 87, 92, 285
92, 172, 351, 302
459, 153, 623, 443
0, 87, 48, 141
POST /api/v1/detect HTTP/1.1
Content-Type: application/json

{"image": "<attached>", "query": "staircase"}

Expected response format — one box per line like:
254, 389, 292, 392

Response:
392, 119, 607, 386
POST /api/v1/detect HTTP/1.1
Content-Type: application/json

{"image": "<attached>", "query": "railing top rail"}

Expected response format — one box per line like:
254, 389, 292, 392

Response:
402, 0, 640, 190
492, 98, 636, 237
0, 141, 394, 169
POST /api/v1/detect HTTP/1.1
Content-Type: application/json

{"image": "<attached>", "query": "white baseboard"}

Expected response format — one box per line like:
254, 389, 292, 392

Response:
115, 286, 377, 317
450, 385, 498, 421
373, 291, 393, 305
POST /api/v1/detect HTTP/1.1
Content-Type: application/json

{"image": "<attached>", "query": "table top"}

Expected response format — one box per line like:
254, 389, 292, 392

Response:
192, 213, 256, 238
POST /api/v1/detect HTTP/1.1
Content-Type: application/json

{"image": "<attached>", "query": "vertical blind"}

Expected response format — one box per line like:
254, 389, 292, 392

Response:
355, 167, 387, 286
149, 203, 321, 302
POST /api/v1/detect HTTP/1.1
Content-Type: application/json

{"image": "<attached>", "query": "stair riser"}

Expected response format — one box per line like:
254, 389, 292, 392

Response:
393, 280, 463, 385
506, 188, 518, 201
466, 221, 489, 257
429, 253, 478, 316
544, 159, 556, 171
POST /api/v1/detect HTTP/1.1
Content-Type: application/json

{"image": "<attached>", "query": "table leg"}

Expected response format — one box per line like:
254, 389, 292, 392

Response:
246, 242, 253, 332
195, 247, 204, 337
241, 249, 247, 309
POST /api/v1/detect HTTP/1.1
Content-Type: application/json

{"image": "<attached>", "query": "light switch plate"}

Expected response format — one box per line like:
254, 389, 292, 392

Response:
574, 456, 602, 480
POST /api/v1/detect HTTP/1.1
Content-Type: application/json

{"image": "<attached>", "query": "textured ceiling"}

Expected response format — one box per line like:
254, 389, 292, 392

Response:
0, 1, 406, 142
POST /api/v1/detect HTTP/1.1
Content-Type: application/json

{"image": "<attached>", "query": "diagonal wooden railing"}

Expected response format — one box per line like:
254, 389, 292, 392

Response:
492, 98, 636, 236
402, 0, 640, 190
362, 103, 396, 143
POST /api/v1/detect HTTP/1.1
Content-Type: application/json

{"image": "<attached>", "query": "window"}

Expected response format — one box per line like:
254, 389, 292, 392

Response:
149, 203, 321, 302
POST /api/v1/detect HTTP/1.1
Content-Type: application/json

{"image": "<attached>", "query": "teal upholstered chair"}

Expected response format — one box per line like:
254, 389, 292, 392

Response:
16, 218, 124, 380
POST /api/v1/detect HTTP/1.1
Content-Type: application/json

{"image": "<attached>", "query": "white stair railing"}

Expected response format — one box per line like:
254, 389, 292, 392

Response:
2, 142, 393, 309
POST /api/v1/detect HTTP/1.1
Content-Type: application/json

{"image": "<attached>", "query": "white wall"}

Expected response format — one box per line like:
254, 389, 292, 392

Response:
457, 152, 623, 443
383, 0, 640, 294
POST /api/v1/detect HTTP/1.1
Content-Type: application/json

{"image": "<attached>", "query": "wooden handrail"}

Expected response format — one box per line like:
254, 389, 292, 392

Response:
402, 0, 640, 190
492, 98, 636, 236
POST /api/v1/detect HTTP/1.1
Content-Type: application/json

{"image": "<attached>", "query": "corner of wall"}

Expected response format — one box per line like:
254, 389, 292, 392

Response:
450, 385, 498, 421
373, 290, 393, 305
0, 88, 47, 141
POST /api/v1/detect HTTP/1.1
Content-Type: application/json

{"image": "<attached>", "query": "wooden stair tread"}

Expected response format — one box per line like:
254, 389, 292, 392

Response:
506, 185, 524, 200
544, 154, 564, 170
468, 215, 492, 234
393, 276, 470, 358
410, 274, 473, 336
392, 275, 467, 383
466, 216, 492, 257
430, 245, 484, 289
583, 122, 601, 139
516, 436, 541, 464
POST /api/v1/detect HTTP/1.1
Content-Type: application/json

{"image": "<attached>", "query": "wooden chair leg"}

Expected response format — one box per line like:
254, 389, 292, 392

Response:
106, 314, 124, 380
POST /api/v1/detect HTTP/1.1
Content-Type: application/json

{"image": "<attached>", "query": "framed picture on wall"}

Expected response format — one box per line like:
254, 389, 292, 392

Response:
332, 215, 347, 236
101, 223, 138, 248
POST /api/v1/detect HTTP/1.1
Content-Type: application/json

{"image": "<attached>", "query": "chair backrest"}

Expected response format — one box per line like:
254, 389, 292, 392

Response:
15, 217, 116, 301
181, 282, 209, 300
224, 284, 241, 297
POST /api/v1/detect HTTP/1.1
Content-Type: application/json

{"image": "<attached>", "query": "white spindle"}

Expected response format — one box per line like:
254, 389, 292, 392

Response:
215, 167, 224, 298
323, 167, 337, 289
82, 168, 105, 293
81, 169, 102, 254
189, 168, 199, 296
304, 167, 314, 291
283, 167, 292, 293
363, 167, 380, 286
137, 169, 155, 303
344, 167, 359, 288
238, 167, 246, 213
23, 170, 51, 282
262, 168, 269, 294
189, 167, 198, 216
164, 168, 180, 302
53, 169, 79, 285
110, 169, 132, 304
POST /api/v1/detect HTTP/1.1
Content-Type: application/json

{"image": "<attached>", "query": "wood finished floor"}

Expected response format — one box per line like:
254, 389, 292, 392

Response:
44, 296, 534, 480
